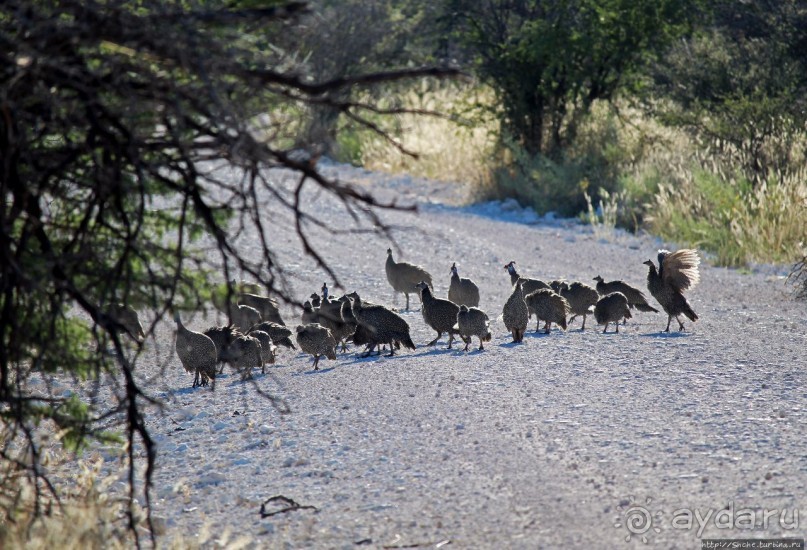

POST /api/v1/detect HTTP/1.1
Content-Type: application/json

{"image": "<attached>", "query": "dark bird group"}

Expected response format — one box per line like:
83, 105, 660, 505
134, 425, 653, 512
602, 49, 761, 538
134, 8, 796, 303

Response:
172, 247, 701, 383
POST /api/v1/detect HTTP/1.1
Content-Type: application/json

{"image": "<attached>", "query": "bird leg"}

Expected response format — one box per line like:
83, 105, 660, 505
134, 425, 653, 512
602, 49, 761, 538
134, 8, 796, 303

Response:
544, 322, 551, 334
447, 333, 454, 349
404, 292, 410, 311
615, 322, 620, 334
386, 345, 396, 357
463, 339, 470, 352
580, 315, 587, 331
313, 354, 320, 370
602, 322, 609, 334
676, 316, 685, 331
478, 337, 484, 351
427, 332, 442, 346
664, 315, 672, 332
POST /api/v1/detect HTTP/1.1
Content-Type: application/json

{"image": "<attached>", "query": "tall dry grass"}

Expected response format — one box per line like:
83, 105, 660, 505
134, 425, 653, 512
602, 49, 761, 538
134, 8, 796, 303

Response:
619, 109, 807, 266
0, 426, 248, 549
356, 83, 498, 187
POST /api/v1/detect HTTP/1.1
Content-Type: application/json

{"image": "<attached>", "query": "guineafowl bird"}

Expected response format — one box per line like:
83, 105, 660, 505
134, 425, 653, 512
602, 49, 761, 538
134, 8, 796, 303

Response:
348, 292, 416, 357
456, 305, 492, 351
317, 295, 355, 352
295, 323, 338, 370
593, 275, 658, 316
385, 248, 433, 310
108, 303, 145, 342
524, 289, 570, 333
416, 281, 466, 349
219, 334, 263, 380
239, 292, 285, 325
505, 261, 551, 326
301, 300, 319, 324
551, 281, 599, 330
250, 321, 296, 350
644, 249, 700, 332
502, 280, 529, 343
247, 329, 276, 372
594, 292, 632, 333
504, 261, 551, 294
203, 324, 243, 374
174, 312, 217, 388
448, 263, 480, 307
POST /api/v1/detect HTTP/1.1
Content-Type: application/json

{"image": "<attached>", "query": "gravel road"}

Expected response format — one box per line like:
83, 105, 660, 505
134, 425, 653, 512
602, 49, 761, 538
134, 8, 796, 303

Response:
93, 162, 807, 548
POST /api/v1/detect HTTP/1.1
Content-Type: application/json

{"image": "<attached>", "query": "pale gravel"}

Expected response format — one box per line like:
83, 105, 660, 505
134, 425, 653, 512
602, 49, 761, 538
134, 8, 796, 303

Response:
61, 161, 807, 548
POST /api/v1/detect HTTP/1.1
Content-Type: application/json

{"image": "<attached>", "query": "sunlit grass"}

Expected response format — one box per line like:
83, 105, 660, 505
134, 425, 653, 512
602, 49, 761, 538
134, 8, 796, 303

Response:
349, 86, 807, 268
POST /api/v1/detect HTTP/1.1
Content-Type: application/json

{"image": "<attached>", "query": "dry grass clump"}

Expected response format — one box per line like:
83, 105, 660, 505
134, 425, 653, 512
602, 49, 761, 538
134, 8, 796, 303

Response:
0, 425, 251, 549
358, 83, 498, 186
0, 438, 138, 549
621, 113, 807, 266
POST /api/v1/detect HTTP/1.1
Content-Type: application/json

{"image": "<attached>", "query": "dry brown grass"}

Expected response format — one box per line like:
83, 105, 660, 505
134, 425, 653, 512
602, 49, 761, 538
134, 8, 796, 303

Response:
358, 84, 498, 187
0, 425, 252, 549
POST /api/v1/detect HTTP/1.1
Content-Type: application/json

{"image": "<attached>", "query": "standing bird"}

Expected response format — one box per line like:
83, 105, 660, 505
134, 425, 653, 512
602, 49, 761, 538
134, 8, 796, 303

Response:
594, 292, 632, 333
504, 261, 551, 294
249, 321, 296, 350
416, 281, 466, 349
318, 295, 355, 352
448, 263, 480, 307
643, 249, 700, 332
238, 292, 285, 326
502, 281, 529, 343
592, 275, 658, 316
551, 281, 599, 331
174, 312, 217, 388
295, 324, 337, 370
385, 248, 433, 310
204, 324, 242, 374
524, 289, 570, 334
348, 292, 416, 357
456, 305, 492, 351
108, 303, 146, 342
301, 300, 319, 324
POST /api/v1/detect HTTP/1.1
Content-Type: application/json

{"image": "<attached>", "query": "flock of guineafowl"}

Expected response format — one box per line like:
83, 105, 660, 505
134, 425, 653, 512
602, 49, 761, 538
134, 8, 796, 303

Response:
162, 246, 701, 388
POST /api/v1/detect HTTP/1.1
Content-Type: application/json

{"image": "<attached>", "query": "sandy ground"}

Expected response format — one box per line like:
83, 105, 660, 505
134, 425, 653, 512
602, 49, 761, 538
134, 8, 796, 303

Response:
49, 161, 807, 548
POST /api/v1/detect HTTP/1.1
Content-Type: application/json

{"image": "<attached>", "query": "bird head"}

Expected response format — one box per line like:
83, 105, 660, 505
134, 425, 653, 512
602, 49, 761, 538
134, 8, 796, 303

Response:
643, 260, 655, 268
415, 281, 429, 292
386, 247, 392, 256
450, 262, 457, 274
295, 325, 305, 333
593, 275, 603, 283
458, 304, 469, 312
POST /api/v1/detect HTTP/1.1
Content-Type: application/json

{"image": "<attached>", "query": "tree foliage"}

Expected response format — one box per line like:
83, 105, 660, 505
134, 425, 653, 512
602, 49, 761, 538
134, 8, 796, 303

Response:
0, 0, 454, 544
648, 0, 807, 184
445, 0, 701, 157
